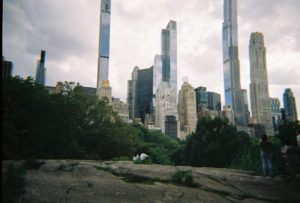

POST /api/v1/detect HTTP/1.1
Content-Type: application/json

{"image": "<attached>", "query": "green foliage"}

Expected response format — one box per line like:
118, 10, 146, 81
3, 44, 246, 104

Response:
133, 125, 180, 165
3, 165, 26, 203
171, 170, 195, 187
174, 117, 251, 167
2, 76, 141, 160
123, 175, 161, 185
277, 121, 299, 146
133, 158, 153, 164
230, 137, 285, 175
110, 156, 131, 161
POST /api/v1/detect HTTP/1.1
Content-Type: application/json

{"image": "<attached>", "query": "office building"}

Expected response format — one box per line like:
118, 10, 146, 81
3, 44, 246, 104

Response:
2, 58, 13, 79
161, 20, 177, 96
127, 66, 139, 120
207, 92, 221, 111
35, 50, 46, 85
155, 81, 179, 138
97, 0, 111, 91
222, 0, 249, 126
249, 32, 274, 136
98, 79, 112, 103
178, 82, 197, 140
270, 98, 282, 132
283, 88, 298, 122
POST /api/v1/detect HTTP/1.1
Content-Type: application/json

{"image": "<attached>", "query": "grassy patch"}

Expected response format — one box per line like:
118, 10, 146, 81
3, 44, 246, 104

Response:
133, 158, 153, 165
123, 175, 163, 185
110, 156, 131, 161
171, 170, 196, 187
94, 166, 114, 173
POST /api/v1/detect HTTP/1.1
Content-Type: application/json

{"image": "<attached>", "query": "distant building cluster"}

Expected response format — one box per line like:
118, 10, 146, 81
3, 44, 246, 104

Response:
2, 0, 299, 139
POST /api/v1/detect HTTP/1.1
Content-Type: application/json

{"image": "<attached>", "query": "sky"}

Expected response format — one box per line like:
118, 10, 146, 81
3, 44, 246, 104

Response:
3, 0, 300, 118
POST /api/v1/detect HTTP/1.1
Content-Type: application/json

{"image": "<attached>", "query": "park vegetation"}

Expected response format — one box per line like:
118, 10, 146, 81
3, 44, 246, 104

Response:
3, 76, 300, 175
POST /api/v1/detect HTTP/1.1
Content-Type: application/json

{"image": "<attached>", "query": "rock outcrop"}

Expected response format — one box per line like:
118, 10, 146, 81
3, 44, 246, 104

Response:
3, 160, 300, 202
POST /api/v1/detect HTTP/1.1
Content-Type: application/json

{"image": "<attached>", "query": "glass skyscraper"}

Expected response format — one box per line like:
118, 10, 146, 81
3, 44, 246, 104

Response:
97, 0, 111, 90
283, 88, 298, 122
222, 0, 249, 126
161, 20, 177, 96
35, 50, 46, 86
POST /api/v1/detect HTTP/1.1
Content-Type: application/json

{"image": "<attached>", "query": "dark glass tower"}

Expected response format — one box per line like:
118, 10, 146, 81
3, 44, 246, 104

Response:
283, 88, 298, 121
35, 50, 46, 86
161, 20, 177, 96
222, 0, 249, 126
97, 0, 111, 90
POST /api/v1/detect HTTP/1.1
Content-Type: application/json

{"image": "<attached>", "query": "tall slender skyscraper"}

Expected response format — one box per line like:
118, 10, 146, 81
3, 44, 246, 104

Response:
97, 0, 111, 90
161, 20, 177, 96
283, 88, 298, 122
249, 32, 274, 136
222, 0, 249, 126
35, 50, 46, 86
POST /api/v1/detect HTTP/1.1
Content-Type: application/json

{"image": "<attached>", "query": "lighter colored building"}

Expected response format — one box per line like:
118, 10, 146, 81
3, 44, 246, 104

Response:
178, 82, 197, 140
127, 66, 139, 120
98, 80, 112, 103
220, 105, 235, 125
249, 32, 274, 136
155, 81, 179, 138
112, 97, 129, 122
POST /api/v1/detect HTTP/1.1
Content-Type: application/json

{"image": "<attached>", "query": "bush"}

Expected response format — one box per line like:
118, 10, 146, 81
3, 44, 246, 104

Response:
171, 170, 195, 187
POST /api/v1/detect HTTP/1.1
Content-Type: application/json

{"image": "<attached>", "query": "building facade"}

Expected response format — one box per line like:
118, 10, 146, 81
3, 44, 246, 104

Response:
161, 20, 177, 96
97, 0, 111, 91
249, 32, 274, 136
207, 92, 221, 111
2, 58, 13, 79
178, 82, 197, 140
127, 66, 139, 120
283, 88, 298, 122
35, 50, 46, 86
270, 98, 282, 133
155, 81, 179, 138
222, 0, 249, 126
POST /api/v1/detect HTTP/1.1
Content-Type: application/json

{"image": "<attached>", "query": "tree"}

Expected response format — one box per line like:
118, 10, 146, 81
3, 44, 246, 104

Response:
174, 117, 251, 167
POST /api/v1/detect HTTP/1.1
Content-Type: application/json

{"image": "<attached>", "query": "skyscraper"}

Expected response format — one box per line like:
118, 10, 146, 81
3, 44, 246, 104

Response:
222, 0, 249, 126
178, 82, 197, 140
161, 20, 177, 96
207, 92, 222, 111
249, 32, 274, 136
97, 0, 111, 90
283, 88, 298, 122
35, 50, 46, 86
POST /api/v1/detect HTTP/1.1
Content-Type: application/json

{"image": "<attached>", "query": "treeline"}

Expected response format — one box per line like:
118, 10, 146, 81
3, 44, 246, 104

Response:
3, 76, 299, 175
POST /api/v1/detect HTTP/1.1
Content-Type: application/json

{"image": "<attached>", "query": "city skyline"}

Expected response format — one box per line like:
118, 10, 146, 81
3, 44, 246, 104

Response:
3, 0, 300, 118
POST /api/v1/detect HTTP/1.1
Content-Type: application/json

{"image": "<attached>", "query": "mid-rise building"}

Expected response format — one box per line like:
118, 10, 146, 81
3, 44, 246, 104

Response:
35, 50, 46, 85
270, 98, 282, 132
178, 82, 197, 140
98, 79, 112, 103
207, 92, 221, 111
127, 66, 139, 120
283, 88, 298, 122
249, 32, 274, 136
161, 20, 177, 96
112, 97, 129, 122
222, 0, 249, 126
2, 58, 13, 79
155, 81, 179, 138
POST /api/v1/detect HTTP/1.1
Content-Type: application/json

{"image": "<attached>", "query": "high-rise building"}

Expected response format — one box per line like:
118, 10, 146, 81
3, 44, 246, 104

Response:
136, 67, 153, 123
249, 32, 274, 136
35, 50, 46, 86
178, 82, 197, 140
222, 0, 249, 126
98, 80, 112, 103
155, 81, 179, 138
161, 20, 177, 96
97, 0, 111, 90
207, 92, 222, 111
2, 58, 13, 79
127, 66, 139, 120
270, 97, 282, 133
283, 88, 298, 122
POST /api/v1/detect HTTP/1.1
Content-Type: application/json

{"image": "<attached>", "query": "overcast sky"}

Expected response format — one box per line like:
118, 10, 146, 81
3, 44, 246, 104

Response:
3, 0, 300, 118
